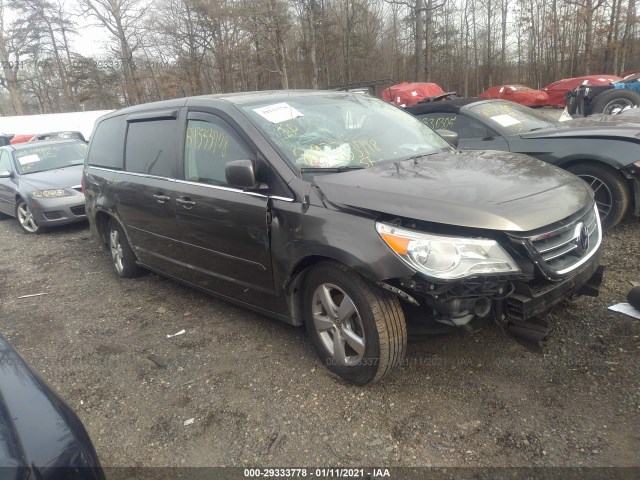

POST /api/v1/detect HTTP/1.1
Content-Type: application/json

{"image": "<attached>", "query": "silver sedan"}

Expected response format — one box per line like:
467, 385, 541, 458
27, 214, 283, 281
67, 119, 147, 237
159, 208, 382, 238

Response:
0, 140, 88, 233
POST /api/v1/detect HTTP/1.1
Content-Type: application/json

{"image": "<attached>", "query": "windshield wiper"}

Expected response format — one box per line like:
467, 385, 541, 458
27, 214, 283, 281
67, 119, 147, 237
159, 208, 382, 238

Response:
299, 166, 365, 173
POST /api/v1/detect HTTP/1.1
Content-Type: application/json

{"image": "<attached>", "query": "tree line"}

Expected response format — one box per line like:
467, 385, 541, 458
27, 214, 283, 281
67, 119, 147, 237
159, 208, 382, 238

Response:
0, 0, 638, 114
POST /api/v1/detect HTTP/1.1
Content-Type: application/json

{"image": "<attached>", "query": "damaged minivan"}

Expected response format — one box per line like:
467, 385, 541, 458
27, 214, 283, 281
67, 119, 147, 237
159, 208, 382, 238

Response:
83, 91, 603, 384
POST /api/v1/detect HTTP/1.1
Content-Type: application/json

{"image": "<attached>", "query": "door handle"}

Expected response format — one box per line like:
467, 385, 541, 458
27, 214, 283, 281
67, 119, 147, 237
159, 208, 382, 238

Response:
176, 197, 196, 208
153, 193, 170, 203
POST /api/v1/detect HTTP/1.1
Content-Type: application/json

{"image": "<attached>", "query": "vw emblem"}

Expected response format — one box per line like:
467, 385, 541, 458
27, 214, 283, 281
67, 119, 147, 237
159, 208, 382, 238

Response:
574, 223, 589, 255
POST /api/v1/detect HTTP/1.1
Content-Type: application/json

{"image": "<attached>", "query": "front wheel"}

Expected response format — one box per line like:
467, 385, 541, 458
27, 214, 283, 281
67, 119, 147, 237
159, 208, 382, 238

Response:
16, 199, 41, 234
567, 163, 631, 229
303, 261, 407, 385
107, 219, 140, 278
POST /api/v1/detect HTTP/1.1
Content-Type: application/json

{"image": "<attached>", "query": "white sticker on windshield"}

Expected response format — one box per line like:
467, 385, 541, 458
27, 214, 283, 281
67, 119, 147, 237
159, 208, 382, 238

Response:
490, 114, 522, 127
253, 102, 303, 124
18, 154, 40, 165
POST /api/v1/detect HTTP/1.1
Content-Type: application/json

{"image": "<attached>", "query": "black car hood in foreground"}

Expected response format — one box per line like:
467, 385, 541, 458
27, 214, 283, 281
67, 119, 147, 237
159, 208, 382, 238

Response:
19, 165, 83, 191
314, 150, 592, 232
0, 334, 104, 479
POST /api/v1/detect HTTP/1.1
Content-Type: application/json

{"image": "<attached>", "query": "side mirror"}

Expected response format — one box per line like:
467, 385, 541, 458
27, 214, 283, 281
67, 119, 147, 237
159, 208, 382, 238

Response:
436, 129, 459, 148
0, 170, 11, 179
225, 159, 257, 188
504, 89, 513, 95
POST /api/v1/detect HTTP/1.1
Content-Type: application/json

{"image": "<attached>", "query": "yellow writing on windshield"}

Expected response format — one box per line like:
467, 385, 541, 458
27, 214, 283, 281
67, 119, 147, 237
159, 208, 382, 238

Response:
277, 123, 299, 139
16, 146, 53, 158
293, 140, 380, 167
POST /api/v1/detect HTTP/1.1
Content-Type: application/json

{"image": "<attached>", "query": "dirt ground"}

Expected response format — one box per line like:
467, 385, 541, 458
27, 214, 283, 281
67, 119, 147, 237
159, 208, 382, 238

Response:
0, 212, 639, 469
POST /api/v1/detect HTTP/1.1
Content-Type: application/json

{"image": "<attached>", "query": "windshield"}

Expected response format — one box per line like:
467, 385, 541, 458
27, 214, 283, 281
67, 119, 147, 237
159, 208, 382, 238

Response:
14, 142, 87, 174
240, 94, 451, 171
469, 101, 557, 134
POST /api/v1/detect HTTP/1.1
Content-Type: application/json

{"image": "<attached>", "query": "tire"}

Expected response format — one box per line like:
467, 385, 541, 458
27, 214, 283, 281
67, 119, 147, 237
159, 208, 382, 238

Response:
303, 261, 407, 385
566, 163, 631, 229
15, 198, 42, 234
107, 219, 140, 278
588, 89, 640, 115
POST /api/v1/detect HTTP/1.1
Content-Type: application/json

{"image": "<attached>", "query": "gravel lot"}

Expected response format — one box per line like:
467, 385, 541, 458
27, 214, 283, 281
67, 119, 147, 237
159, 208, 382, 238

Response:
0, 213, 639, 469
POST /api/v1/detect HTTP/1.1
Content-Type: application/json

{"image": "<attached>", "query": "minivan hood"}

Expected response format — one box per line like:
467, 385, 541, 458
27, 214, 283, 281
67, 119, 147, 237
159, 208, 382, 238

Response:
313, 150, 592, 232
19, 165, 83, 191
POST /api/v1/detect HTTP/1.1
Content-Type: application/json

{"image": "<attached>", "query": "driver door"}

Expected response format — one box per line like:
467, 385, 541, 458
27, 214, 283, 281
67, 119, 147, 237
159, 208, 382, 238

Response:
173, 111, 275, 298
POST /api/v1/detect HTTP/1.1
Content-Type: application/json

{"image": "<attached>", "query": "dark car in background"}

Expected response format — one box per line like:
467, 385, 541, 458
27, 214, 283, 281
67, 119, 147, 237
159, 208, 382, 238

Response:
0, 334, 104, 479
84, 91, 603, 384
406, 98, 640, 228
542, 74, 621, 108
566, 72, 640, 116
0, 140, 88, 233
29, 131, 87, 143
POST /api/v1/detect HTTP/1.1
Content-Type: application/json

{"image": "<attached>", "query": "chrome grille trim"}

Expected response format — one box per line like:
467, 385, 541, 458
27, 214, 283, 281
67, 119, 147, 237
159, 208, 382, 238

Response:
509, 205, 602, 280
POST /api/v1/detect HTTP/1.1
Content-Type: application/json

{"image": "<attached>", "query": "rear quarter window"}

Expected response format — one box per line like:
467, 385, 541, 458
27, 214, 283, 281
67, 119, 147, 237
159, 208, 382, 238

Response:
125, 119, 178, 178
87, 116, 125, 169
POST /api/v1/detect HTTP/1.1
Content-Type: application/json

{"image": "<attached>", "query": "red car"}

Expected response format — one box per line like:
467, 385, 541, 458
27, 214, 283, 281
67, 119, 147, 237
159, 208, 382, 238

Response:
543, 75, 621, 107
381, 82, 445, 107
477, 85, 549, 107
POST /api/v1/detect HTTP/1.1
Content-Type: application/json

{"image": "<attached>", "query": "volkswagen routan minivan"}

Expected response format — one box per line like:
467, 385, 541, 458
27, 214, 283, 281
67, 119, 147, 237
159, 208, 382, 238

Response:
83, 91, 603, 384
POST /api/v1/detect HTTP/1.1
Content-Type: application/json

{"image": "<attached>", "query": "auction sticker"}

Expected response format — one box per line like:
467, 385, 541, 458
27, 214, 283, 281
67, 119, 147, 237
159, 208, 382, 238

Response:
490, 114, 521, 127
17, 154, 40, 165
254, 102, 303, 123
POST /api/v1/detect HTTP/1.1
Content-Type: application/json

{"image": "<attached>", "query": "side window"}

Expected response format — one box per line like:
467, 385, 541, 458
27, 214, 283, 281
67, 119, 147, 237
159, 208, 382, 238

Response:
88, 116, 125, 169
417, 113, 457, 131
184, 117, 252, 186
0, 151, 12, 172
125, 119, 178, 178
453, 114, 492, 138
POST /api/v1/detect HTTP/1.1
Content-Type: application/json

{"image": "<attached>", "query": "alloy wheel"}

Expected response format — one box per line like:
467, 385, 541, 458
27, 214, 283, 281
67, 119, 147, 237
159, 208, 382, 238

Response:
110, 229, 125, 274
17, 202, 39, 233
578, 174, 612, 221
311, 283, 365, 366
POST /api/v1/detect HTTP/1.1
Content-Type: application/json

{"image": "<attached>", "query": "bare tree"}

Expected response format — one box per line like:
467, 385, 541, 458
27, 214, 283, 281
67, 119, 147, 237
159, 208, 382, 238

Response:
79, 0, 146, 104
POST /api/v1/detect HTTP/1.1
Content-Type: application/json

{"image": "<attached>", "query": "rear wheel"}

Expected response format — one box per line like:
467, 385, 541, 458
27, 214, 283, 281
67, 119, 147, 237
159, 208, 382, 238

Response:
107, 219, 140, 278
567, 163, 630, 228
15, 199, 41, 234
588, 89, 640, 115
303, 261, 407, 384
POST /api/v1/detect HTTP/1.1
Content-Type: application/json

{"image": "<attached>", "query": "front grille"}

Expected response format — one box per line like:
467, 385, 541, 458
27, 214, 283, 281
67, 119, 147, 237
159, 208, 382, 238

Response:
510, 205, 601, 279
70, 205, 86, 216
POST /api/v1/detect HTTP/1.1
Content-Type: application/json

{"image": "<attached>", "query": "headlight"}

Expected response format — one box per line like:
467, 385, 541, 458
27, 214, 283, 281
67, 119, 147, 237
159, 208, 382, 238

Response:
376, 222, 520, 280
31, 189, 71, 198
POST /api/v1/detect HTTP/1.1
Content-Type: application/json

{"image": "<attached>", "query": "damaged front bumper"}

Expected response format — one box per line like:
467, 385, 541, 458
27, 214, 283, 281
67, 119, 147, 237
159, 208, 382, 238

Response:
381, 247, 604, 338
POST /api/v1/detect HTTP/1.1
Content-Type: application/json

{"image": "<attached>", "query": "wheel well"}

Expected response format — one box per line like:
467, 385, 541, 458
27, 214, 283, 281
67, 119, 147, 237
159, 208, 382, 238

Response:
561, 159, 630, 188
285, 255, 344, 326
560, 158, 614, 172
94, 210, 113, 246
